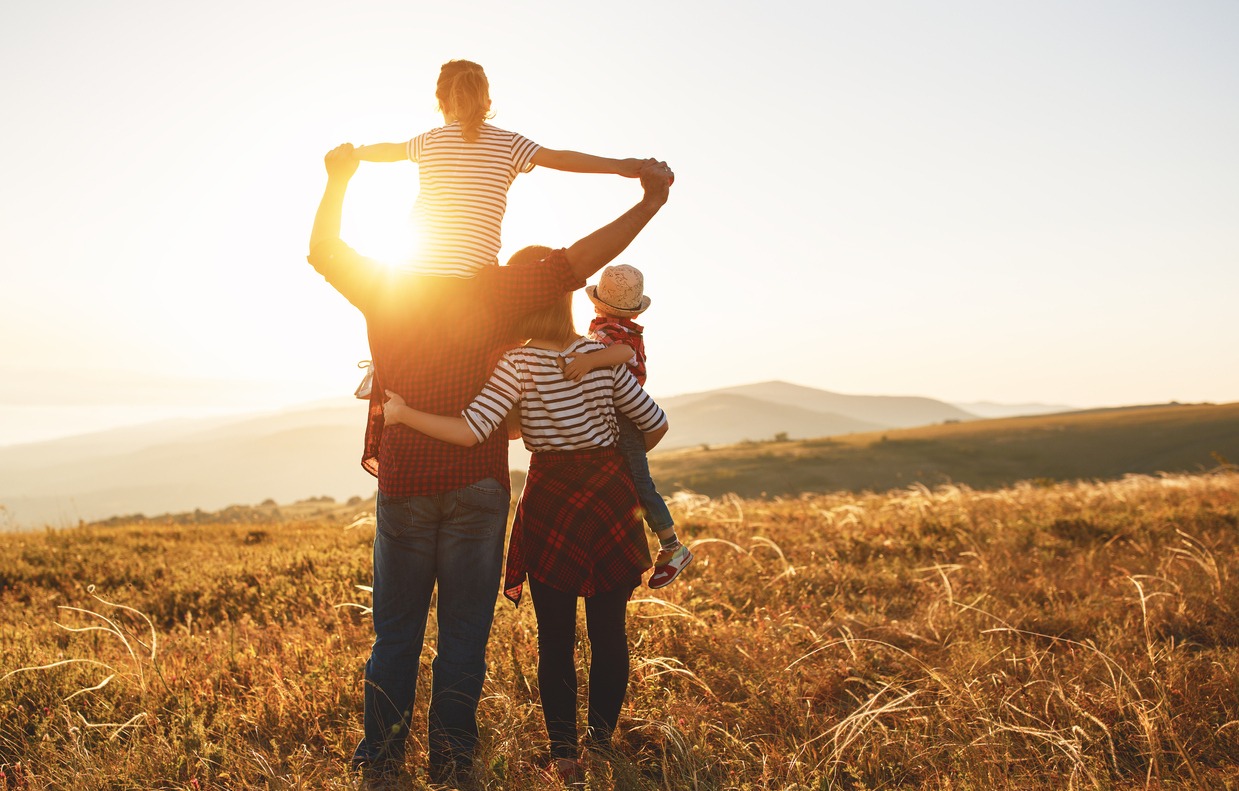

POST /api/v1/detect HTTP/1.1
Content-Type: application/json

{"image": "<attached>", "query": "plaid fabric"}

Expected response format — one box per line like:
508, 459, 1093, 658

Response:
307, 239, 583, 495
587, 316, 647, 385
504, 446, 652, 605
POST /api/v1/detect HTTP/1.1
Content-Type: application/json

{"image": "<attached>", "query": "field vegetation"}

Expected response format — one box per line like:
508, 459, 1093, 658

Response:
2, 471, 1238, 789
651, 402, 1239, 499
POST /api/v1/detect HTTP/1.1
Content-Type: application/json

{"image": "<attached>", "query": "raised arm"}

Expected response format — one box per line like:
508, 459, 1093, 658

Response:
354, 142, 409, 163
309, 144, 359, 253
532, 149, 646, 177
383, 391, 480, 447
306, 144, 388, 313
565, 160, 673, 282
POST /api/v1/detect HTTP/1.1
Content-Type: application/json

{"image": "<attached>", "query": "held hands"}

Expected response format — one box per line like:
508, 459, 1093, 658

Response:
324, 143, 359, 180
616, 158, 650, 178
638, 159, 674, 206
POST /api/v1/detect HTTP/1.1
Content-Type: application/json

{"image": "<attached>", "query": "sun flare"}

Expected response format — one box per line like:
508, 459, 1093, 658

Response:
342, 168, 423, 268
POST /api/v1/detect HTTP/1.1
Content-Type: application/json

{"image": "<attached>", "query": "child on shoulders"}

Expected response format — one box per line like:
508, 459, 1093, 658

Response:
354, 59, 648, 277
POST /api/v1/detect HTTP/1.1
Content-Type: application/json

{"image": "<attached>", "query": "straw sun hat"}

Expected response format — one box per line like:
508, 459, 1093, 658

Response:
586, 264, 651, 319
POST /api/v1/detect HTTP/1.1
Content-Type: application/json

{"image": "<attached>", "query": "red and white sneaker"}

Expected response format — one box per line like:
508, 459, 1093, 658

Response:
648, 543, 694, 589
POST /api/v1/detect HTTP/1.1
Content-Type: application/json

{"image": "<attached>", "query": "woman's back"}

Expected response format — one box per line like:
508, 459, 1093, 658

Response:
463, 337, 665, 453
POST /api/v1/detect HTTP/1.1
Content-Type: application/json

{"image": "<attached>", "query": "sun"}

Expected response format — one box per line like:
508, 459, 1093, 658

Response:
342, 167, 423, 268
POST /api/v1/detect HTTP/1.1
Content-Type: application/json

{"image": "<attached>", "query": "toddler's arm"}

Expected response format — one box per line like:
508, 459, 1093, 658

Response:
532, 149, 649, 177
562, 344, 635, 382
354, 142, 409, 163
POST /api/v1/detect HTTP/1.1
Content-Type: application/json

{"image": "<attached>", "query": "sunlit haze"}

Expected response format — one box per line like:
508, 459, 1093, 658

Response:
3, 1, 1237, 446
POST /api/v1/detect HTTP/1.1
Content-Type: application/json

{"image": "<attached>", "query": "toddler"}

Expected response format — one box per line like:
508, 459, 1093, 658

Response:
563, 264, 692, 587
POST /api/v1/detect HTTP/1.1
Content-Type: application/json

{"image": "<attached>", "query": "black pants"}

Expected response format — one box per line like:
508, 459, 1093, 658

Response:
528, 577, 632, 760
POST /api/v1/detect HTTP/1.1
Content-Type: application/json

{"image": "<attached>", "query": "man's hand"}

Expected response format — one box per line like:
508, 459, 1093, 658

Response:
325, 143, 359, 181
639, 160, 673, 207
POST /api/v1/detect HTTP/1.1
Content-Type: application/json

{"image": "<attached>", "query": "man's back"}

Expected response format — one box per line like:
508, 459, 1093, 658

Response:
306, 239, 582, 494
366, 273, 511, 493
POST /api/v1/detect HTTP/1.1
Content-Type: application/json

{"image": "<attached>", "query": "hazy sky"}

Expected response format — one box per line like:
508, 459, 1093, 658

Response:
2, 0, 1237, 445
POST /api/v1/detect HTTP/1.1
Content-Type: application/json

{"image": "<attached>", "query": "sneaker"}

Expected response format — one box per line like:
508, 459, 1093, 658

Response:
540, 757, 584, 788
648, 543, 693, 589
354, 763, 400, 791
429, 758, 475, 789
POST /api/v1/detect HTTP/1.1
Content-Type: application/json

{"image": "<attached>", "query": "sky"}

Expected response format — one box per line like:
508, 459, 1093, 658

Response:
2, 0, 1237, 446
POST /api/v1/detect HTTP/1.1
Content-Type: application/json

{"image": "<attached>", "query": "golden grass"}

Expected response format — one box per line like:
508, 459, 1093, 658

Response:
2, 472, 1238, 789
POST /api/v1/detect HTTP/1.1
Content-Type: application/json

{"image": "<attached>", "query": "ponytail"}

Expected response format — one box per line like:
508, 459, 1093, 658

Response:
436, 60, 492, 143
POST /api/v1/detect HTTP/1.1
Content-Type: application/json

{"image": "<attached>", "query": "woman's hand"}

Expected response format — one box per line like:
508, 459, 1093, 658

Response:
383, 389, 406, 426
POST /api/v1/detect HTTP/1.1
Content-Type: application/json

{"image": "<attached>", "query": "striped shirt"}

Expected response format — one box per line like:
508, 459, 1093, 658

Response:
463, 338, 667, 451
406, 123, 541, 277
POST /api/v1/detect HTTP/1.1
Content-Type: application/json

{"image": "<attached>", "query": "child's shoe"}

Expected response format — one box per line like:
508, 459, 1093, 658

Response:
543, 757, 584, 788
648, 543, 693, 588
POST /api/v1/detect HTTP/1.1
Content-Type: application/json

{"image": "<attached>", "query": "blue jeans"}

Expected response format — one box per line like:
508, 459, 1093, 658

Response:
616, 414, 675, 535
352, 478, 508, 776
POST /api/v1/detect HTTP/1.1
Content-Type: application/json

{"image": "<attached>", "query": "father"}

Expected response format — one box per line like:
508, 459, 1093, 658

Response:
307, 143, 673, 784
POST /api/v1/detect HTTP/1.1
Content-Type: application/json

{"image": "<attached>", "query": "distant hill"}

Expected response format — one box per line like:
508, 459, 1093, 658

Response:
0, 424, 377, 530
0, 381, 1130, 530
950, 400, 1077, 419
650, 402, 1239, 499
661, 381, 976, 432
660, 393, 884, 449
0, 398, 364, 470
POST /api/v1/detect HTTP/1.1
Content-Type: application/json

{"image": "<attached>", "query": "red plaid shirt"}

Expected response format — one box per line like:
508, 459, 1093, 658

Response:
587, 316, 647, 386
307, 239, 583, 495
504, 446, 651, 605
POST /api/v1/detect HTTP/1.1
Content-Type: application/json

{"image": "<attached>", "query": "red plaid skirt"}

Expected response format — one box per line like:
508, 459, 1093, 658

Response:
504, 446, 652, 605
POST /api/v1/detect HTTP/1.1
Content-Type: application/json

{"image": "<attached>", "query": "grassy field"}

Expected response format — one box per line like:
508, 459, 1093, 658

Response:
2, 471, 1239, 789
651, 401, 1239, 499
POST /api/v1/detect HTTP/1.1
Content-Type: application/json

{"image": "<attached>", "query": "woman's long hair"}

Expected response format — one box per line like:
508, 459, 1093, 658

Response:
436, 60, 492, 143
515, 291, 576, 346
504, 245, 577, 344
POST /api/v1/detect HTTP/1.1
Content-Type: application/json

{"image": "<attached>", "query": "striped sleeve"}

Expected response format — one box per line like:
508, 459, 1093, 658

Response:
407, 133, 425, 163
462, 355, 523, 443
512, 132, 541, 173
612, 367, 666, 433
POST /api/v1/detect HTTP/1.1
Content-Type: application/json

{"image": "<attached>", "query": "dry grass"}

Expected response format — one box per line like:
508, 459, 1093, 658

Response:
2, 472, 1238, 789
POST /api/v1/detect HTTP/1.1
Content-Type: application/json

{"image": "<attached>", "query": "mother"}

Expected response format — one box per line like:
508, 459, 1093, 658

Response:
382, 277, 669, 781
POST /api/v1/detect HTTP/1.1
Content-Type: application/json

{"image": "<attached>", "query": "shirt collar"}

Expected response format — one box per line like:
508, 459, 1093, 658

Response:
589, 315, 644, 333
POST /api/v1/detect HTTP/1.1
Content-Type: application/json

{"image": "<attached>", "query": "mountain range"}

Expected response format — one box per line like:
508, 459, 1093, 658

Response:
0, 381, 1071, 529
